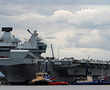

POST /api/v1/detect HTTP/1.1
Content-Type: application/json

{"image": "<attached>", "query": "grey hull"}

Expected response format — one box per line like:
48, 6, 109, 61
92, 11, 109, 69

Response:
0, 64, 40, 83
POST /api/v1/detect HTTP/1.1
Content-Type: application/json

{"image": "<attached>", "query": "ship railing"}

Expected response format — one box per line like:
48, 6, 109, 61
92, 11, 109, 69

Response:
80, 59, 110, 64
58, 58, 110, 64
0, 42, 17, 47
70, 58, 110, 65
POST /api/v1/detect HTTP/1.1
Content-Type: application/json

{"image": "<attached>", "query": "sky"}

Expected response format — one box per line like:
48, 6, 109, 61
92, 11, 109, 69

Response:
0, 0, 110, 60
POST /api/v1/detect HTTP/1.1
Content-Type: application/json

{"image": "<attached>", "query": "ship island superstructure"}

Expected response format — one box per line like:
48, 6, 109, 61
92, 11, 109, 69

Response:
0, 27, 47, 84
0, 27, 110, 84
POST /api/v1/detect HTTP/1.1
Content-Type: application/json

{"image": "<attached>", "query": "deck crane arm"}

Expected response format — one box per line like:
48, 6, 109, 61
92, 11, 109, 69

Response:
27, 29, 32, 35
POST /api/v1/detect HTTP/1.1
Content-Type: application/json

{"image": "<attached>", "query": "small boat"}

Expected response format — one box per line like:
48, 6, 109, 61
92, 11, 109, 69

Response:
73, 80, 110, 85
30, 72, 68, 85
72, 76, 110, 85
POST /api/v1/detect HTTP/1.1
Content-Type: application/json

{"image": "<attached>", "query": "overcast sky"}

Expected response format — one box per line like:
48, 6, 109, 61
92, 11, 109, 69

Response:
0, 0, 110, 59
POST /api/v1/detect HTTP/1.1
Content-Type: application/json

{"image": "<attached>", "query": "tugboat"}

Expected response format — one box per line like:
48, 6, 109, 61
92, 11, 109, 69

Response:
30, 72, 68, 85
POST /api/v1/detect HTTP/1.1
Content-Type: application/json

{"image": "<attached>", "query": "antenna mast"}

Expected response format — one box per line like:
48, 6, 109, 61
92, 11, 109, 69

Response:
51, 44, 54, 59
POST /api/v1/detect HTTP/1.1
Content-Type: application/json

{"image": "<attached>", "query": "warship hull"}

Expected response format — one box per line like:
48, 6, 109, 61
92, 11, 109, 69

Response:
0, 64, 40, 84
1, 61, 110, 84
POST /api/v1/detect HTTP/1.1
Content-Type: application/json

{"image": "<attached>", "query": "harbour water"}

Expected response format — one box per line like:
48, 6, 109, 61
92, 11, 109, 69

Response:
0, 85, 110, 90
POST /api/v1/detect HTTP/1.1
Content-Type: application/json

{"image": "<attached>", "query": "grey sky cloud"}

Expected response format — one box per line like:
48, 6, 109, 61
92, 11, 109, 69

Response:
0, 0, 110, 57
1, 0, 110, 5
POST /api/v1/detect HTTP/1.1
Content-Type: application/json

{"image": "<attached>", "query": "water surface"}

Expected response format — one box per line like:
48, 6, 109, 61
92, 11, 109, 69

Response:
0, 85, 110, 90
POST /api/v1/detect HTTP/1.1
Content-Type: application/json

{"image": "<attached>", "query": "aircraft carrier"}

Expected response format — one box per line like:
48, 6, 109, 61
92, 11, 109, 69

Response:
0, 27, 110, 84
